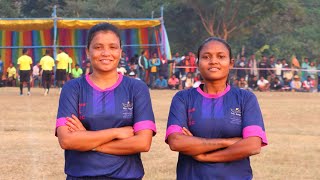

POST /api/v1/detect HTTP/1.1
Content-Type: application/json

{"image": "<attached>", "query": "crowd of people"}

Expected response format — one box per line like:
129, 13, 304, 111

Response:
0, 47, 319, 95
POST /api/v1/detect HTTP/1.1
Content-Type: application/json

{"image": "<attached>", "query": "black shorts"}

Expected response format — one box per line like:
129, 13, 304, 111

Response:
20, 70, 30, 82
42, 70, 52, 82
56, 69, 67, 81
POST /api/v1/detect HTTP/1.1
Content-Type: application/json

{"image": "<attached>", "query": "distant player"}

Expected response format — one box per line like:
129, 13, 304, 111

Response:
166, 37, 268, 180
39, 49, 55, 96
56, 48, 70, 93
17, 49, 32, 96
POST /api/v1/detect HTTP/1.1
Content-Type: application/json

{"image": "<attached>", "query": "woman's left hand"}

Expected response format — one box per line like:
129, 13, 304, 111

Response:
182, 127, 193, 136
193, 153, 206, 162
66, 114, 86, 132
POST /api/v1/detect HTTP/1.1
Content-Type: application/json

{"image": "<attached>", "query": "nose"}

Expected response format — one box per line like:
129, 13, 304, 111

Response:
101, 48, 111, 56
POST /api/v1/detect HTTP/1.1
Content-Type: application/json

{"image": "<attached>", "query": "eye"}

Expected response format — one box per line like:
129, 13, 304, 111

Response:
218, 55, 225, 59
201, 55, 210, 60
93, 45, 102, 49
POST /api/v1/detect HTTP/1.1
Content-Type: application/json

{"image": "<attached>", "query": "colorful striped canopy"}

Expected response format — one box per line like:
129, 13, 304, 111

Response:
0, 18, 171, 76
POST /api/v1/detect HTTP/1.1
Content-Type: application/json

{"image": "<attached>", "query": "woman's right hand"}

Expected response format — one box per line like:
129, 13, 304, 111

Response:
226, 137, 242, 146
116, 126, 134, 139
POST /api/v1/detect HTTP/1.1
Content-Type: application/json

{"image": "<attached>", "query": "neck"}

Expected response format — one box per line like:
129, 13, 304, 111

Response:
90, 70, 119, 89
203, 80, 227, 94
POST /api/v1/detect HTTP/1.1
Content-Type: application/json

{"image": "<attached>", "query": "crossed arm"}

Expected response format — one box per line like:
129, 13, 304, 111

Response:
167, 127, 262, 163
57, 115, 153, 155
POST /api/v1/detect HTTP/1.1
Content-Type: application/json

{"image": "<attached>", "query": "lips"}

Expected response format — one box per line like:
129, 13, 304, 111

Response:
100, 59, 113, 65
208, 67, 220, 72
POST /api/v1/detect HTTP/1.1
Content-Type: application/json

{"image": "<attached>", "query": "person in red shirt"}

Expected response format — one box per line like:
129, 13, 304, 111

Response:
168, 74, 180, 90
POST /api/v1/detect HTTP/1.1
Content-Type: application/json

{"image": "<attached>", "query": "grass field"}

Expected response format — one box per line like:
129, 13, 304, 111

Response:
0, 87, 319, 180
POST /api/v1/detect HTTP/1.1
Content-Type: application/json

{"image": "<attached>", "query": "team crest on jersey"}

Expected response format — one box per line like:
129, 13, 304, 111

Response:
122, 101, 133, 118
230, 107, 241, 125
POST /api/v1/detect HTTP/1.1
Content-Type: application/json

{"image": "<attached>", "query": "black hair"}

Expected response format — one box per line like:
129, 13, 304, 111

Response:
197, 37, 232, 64
87, 23, 122, 49
59, 47, 65, 51
45, 49, 50, 55
141, 50, 145, 55
22, 48, 28, 54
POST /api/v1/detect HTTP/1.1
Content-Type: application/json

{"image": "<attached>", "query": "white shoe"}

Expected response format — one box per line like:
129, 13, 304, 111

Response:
27, 92, 31, 96
44, 89, 48, 96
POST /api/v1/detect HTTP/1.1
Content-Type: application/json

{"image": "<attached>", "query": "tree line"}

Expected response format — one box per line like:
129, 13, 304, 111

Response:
1, 0, 319, 61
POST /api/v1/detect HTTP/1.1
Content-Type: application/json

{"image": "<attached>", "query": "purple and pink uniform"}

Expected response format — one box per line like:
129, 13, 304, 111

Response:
56, 73, 156, 179
166, 85, 267, 180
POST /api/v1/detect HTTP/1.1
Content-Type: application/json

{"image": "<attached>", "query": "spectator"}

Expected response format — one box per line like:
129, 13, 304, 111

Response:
238, 77, 249, 90
307, 61, 317, 79
236, 56, 247, 79
270, 77, 282, 91
258, 55, 269, 79
248, 75, 258, 91
117, 63, 127, 75
248, 54, 258, 79
71, 64, 83, 79
138, 50, 149, 83
83, 61, 93, 75
257, 76, 270, 92
6, 63, 17, 87
149, 53, 160, 88
268, 55, 276, 80
128, 71, 141, 80
32, 63, 41, 88
172, 52, 182, 78
282, 78, 291, 91
159, 54, 174, 80
302, 76, 315, 92
301, 58, 309, 81
184, 72, 194, 89
275, 59, 283, 83
290, 75, 302, 92
154, 75, 168, 89
168, 74, 179, 90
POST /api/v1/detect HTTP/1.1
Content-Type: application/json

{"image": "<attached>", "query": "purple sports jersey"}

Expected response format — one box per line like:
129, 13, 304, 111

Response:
56, 73, 156, 179
166, 84, 267, 180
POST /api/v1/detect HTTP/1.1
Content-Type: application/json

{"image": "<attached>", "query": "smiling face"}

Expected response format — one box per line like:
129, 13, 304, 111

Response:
86, 31, 122, 73
197, 40, 233, 82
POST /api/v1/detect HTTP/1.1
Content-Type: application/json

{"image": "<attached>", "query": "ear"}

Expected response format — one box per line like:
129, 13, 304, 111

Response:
85, 48, 89, 60
229, 58, 235, 69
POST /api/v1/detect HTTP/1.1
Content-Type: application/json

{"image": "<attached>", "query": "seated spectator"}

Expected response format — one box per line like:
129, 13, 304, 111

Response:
290, 75, 303, 92
302, 76, 315, 92
282, 78, 291, 91
168, 74, 179, 90
270, 77, 282, 91
232, 77, 239, 88
71, 64, 83, 79
248, 75, 258, 91
184, 72, 194, 89
7, 63, 17, 87
193, 74, 203, 88
117, 63, 127, 75
128, 71, 140, 80
154, 75, 168, 89
238, 77, 249, 90
257, 76, 270, 92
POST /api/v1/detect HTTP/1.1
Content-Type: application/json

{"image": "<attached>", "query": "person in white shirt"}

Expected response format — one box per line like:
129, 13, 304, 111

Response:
257, 76, 270, 92
275, 59, 283, 84
32, 63, 41, 87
